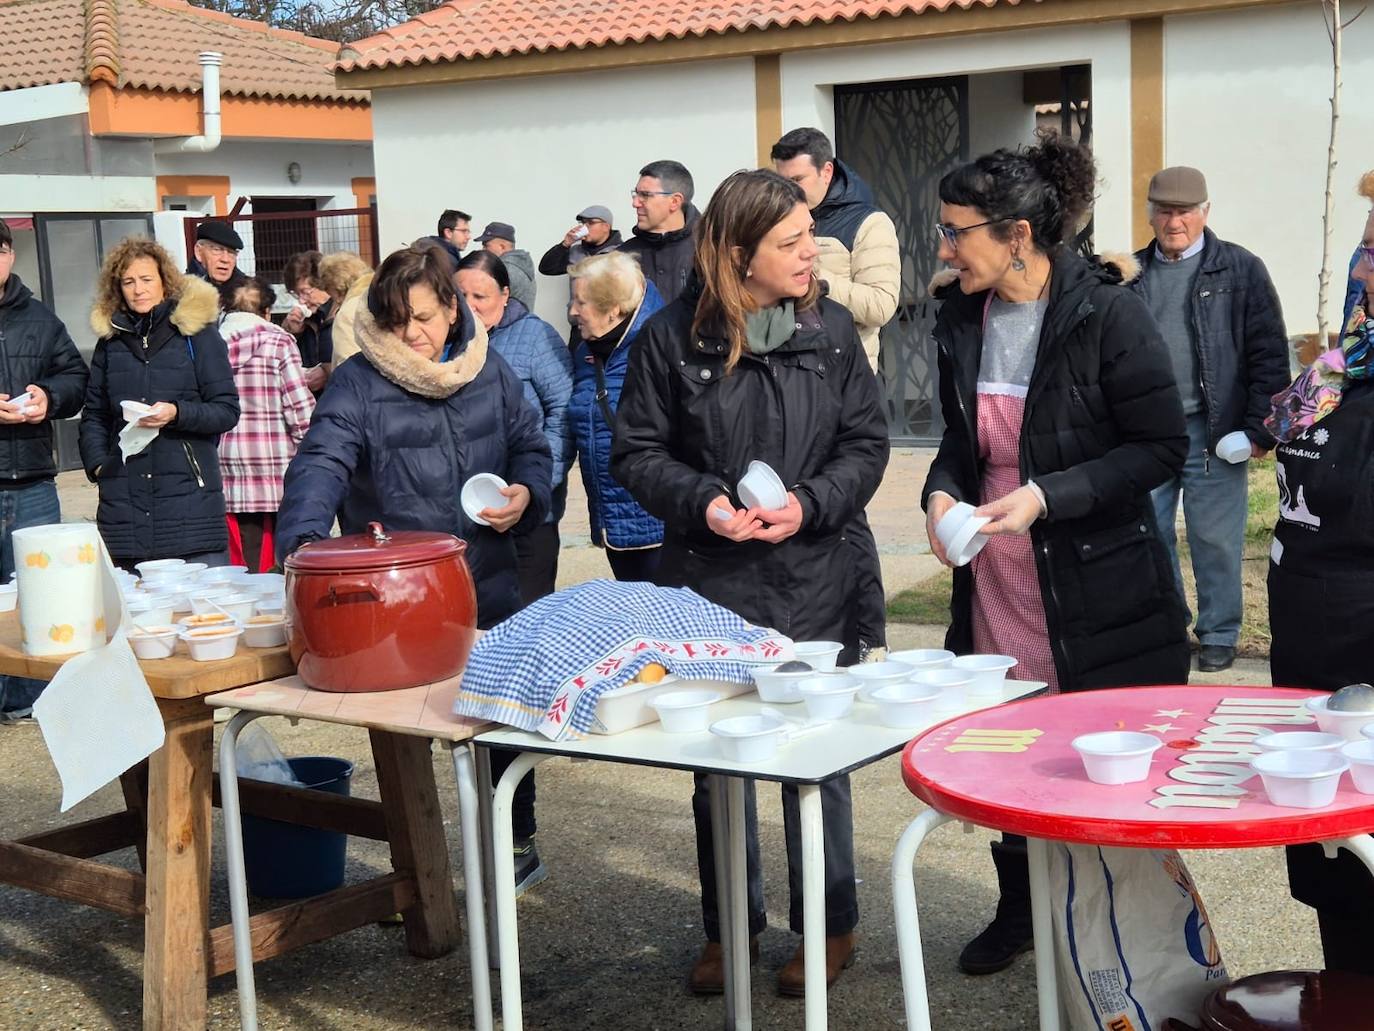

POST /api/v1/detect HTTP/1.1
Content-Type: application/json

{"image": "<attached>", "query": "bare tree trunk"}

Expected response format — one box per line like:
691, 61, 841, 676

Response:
1318, 0, 1343, 349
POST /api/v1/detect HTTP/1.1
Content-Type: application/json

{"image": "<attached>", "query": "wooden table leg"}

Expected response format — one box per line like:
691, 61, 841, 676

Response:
143, 698, 214, 1031
120, 760, 150, 872
370, 730, 461, 959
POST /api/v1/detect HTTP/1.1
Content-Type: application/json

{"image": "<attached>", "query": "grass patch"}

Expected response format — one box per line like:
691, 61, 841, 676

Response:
887, 463, 1280, 659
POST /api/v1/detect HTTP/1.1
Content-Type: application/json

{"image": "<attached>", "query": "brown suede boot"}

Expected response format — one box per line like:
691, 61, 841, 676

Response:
776, 933, 856, 997
687, 938, 760, 996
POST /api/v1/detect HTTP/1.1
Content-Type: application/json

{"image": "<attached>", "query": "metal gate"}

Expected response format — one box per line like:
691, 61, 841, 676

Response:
836, 76, 969, 445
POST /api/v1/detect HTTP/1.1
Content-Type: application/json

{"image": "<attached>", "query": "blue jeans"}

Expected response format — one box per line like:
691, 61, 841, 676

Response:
0, 479, 62, 712
1151, 412, 1248, 648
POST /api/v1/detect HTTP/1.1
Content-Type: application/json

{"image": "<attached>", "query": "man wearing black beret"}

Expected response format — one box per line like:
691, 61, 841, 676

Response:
189, 220, 247, 292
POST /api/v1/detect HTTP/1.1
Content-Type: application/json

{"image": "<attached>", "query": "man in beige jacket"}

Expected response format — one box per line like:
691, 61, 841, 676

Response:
772, 127, 901, 371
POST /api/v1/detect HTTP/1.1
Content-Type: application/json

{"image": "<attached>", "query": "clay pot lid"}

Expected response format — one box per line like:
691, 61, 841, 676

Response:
1202, 970, 1374, 1030
285, 522, 466, 574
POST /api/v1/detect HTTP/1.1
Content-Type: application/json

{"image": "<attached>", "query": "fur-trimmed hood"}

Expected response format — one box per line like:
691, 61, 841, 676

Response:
90, 276, 219, 340
351, 301, 489, 400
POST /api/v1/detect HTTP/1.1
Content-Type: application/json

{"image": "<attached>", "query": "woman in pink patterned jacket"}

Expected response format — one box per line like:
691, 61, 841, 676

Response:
217, 277, 316, 571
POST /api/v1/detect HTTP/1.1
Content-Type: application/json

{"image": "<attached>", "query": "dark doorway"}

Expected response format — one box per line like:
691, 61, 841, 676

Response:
248, 197, 318, 282
836, 76, 969, 445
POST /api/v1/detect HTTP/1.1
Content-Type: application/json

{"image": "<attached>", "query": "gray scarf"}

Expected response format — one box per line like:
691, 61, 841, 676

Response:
745, 301, 795, 355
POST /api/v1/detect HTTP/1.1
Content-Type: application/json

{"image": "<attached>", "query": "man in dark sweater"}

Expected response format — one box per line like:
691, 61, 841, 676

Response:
1129, 167, 1289, 673
620, 160, 698, 304
0, 219, 90, 720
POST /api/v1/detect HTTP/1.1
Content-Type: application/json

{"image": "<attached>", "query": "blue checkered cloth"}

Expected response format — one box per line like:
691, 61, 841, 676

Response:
454, 579, 788, 739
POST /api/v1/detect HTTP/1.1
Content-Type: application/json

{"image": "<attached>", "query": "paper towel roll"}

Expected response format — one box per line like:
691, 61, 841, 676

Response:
14, 523, 105, 655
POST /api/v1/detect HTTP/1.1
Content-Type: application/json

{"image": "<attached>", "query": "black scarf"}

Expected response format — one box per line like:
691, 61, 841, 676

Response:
585, 315, 633, 362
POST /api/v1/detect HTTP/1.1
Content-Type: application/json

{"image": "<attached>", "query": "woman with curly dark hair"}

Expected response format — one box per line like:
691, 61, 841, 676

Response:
81, 236, 239, 568
922, 133, 1190, 974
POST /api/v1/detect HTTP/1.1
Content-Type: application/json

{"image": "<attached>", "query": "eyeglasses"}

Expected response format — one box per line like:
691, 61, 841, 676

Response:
933, 218, 1011, 249
631, 189, 674, 202
577, 217, 606, 225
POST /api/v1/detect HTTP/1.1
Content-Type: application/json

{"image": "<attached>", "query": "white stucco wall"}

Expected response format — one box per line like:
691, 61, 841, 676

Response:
778, 21, 1134, 251
369, 59, 757, 331
1165, 2, 1374, 335
968, 71, 1040, 157
155, 140, 374, 210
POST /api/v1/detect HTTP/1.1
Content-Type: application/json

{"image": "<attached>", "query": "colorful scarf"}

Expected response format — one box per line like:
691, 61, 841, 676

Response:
1265, 303, 1374, 443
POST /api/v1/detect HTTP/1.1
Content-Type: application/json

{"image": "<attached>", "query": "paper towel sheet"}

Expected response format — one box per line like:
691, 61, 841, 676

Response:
118, 421, 158, 462
32, 535, 165, 812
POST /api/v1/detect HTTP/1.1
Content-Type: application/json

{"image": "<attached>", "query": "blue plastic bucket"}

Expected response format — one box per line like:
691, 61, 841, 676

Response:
241, 756, 354, 899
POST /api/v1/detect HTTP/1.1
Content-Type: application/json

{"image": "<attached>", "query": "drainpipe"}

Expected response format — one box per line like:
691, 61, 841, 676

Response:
156, 52, 222, 153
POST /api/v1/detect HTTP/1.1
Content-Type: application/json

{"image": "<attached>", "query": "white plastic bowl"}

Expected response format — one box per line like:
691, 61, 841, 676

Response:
952, 654, 1018, 697
1341, 740, 1374, 794
211, 593, 258, 624
870, 682, 943, 729
911, 668, 976, 709
887, 648, 955, 671
178, 612, 238, 632
847, 660, 917, 701
650, 689, 722, 734
1215, 430, 1252, 464
737, 460, 787, 511
243, 573, 286, 598
129, 626, 179, 659
241, 616, 287, 649
121, 399, 153, 424
179, 626, 243, 662
256, 599, 285, 618
461, 473, 509, 526
935, 502, 990, 567
1251, 749, 1348, 809
1306, 695, 1374, 742
752, 664, 815, 704
135, 559, 185, 576
198, 565, 248, 584
792, 641, 844, 672
1072, 732, 1163, 785
710, 714, 788, 763
127, 602, 175, 627
189, 589, 240, 615
1254, 731, 1344, 753
147, 590, 192, 614
0, 583, 16, 612
798, 673, 861, 721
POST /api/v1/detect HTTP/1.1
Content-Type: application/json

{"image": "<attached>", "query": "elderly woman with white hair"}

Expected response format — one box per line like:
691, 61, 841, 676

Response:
568, 251, 666, 581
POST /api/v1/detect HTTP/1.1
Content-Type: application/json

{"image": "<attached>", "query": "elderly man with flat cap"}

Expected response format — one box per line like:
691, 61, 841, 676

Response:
189, 221, 247, 291
1128, 166, 1289, 673
539, 205, 623, 344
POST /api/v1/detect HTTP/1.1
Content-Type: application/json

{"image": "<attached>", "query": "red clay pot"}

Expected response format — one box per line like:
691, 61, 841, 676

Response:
284, 522, 478, 693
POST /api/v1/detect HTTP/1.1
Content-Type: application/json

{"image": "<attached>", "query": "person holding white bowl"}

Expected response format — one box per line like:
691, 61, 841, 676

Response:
612, 169, 889, 997
921, 133, 1190, 976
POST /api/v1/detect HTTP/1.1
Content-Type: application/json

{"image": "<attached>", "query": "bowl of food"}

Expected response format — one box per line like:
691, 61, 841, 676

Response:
1306, 692, 1374, 742
752, 660, 817, 704
870, 681, 943, 729
179, 625, 243, 662
178, 612, 237, 631
1072, 732, 1163, 785
798, 673, 861, 721
129, 625, 180, 659
951, 654, 1018, 697
242, 614, 287, 649
1251, 749, 1348, 809
887, 648, 955, 672
650, 689, 722, 734
792, 641, 844, 672
710, 713, 788, 763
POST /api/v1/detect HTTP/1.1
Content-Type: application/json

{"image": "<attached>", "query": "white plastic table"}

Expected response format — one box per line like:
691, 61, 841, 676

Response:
476, 678, 1046, 1031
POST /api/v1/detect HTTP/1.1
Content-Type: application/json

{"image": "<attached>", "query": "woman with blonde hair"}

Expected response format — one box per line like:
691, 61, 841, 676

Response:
80, 236, 239, 568
567, 250, 665, 581
612, 169, 889, 995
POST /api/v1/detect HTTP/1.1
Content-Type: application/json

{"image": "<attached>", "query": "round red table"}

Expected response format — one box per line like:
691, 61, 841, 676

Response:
891, 685, 1374, 1031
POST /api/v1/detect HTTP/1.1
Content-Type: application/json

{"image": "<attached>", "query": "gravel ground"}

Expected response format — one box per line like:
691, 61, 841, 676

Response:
0, 454, 1321, 1029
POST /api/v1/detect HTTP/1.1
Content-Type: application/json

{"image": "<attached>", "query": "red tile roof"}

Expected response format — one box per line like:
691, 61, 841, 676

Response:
0, 0, 365, 102
339, 0, 1027, 73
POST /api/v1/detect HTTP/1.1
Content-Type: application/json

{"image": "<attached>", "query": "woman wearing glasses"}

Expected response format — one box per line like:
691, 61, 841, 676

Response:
922, 132, 1190, 974
613, 169, 888, 996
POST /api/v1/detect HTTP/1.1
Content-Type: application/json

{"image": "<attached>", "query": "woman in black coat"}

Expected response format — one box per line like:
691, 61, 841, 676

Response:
80, 238, 239, 568
922, 134, 1190, 974
1264, 221, 1374, 976
612, 170, 889, 995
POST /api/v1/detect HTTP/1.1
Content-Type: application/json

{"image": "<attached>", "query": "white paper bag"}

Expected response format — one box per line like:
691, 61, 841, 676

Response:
1049, 845, 1228, 1031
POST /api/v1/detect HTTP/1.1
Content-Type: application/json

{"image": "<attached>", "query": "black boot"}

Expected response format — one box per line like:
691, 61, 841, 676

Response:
958, 839, 1034, 975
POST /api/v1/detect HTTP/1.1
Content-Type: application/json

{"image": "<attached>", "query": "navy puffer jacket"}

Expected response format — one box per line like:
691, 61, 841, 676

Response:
488, 299, 574, 523
275, 310, 552, 629
570, 281, 665, 549
79, 277, 239, 561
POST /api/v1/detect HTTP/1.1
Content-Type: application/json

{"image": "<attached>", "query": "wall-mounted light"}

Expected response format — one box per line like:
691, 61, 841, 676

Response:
286, 161, 302, 184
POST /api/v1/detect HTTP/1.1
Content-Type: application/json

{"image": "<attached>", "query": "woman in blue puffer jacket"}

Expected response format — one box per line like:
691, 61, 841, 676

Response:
568, 251, 665, 582
457, 250, 573, 605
